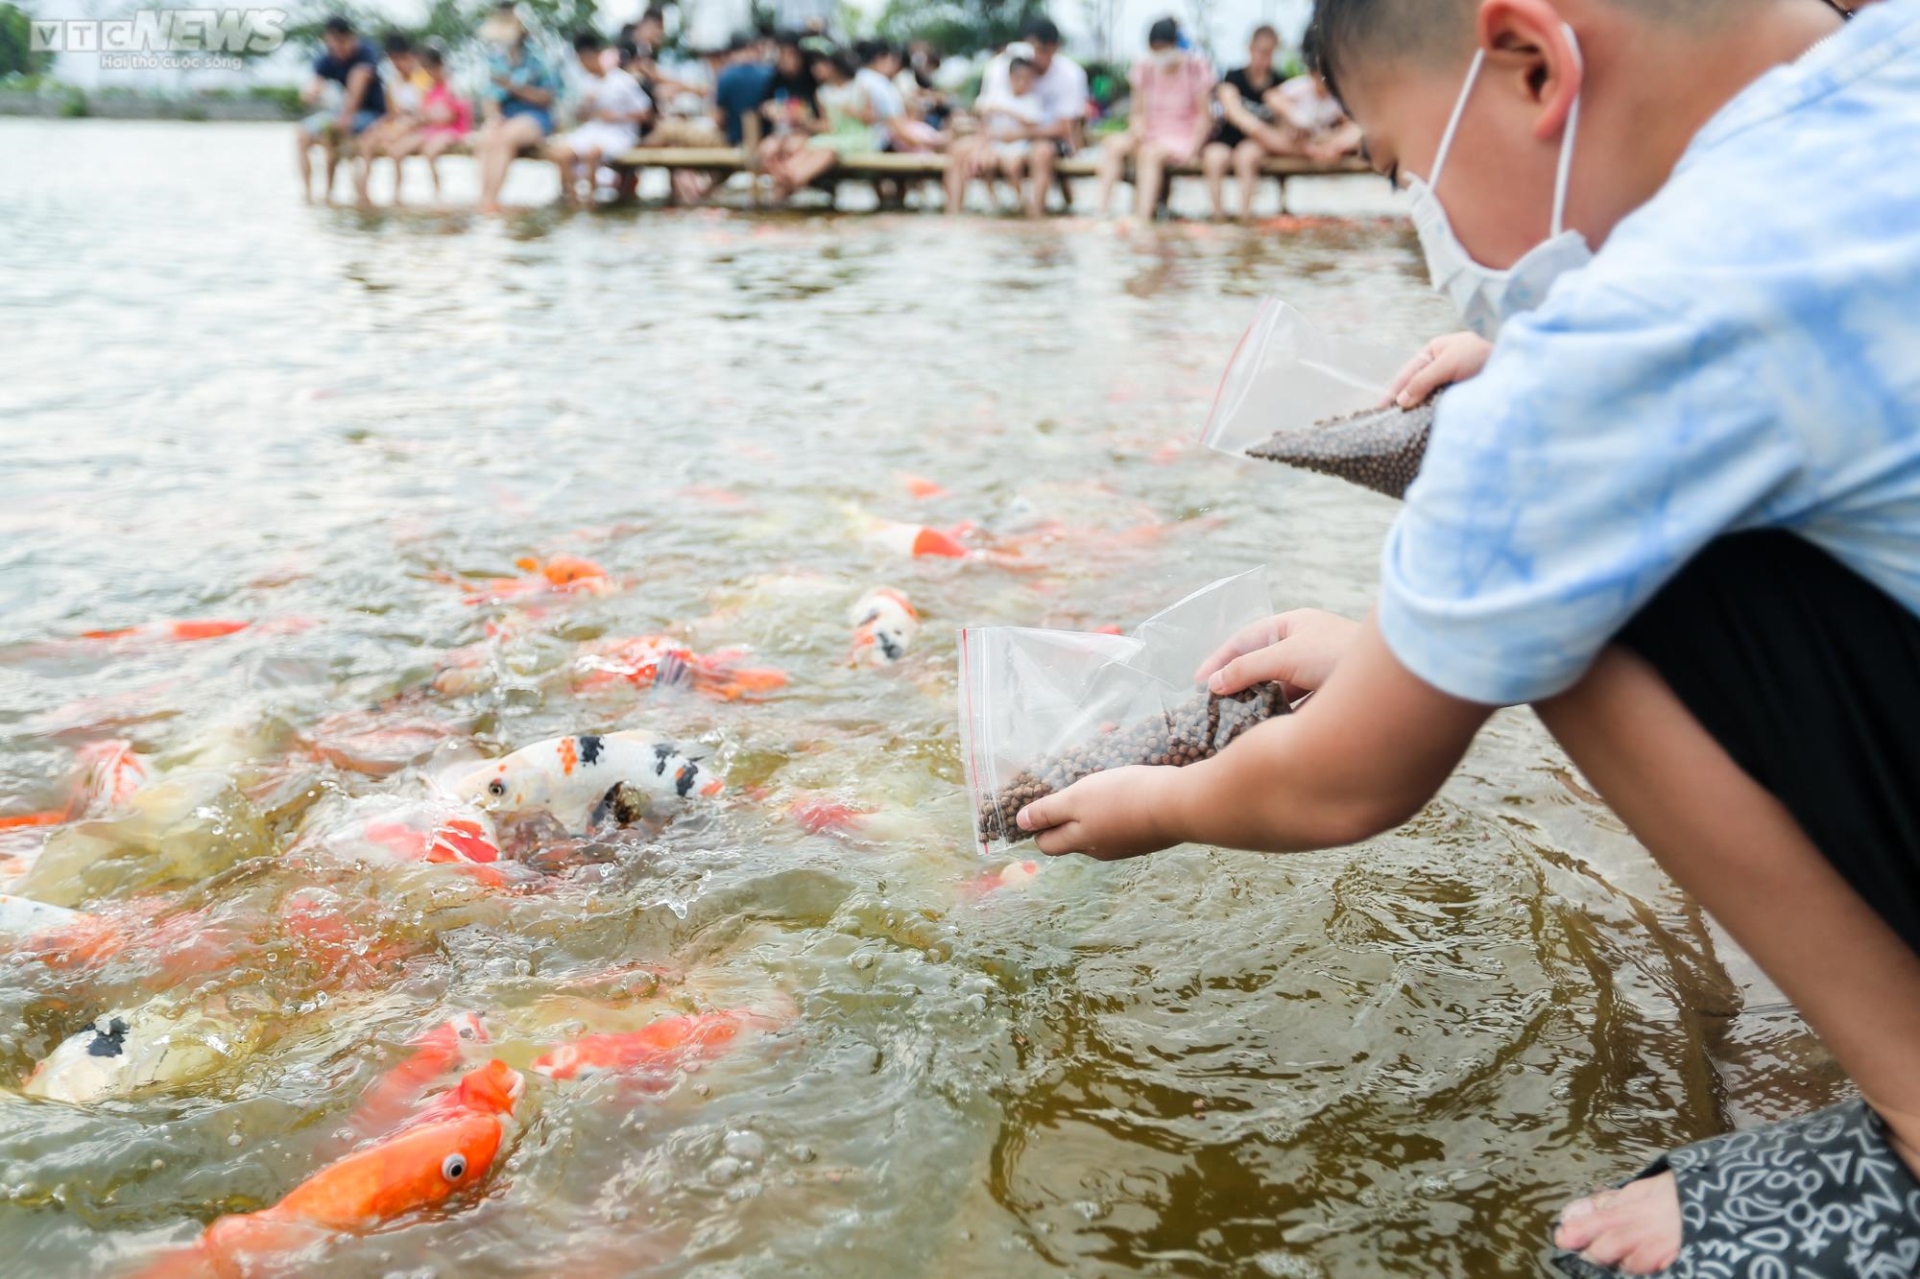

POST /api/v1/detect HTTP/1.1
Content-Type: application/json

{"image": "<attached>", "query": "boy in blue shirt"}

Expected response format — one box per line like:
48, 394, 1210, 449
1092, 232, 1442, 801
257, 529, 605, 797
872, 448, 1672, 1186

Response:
296, 16, 387, 203
1020, 0, 1920, 1272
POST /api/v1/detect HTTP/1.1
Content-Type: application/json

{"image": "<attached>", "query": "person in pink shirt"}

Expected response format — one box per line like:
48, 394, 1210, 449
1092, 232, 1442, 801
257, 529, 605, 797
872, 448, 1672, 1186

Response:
1092, 17, 1215, 226
383, 42, 472, 202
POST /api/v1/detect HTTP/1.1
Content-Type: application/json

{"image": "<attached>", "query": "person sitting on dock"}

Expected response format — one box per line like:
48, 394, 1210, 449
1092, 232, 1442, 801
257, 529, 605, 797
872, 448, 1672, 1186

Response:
765, 49, 867, 201
1019, 0, 1920, 1274
396, 42, 472, 202
714, 32, 776, 149
550, 30, 653, 208
943, 56, 1045, 215
1200, 24, 1293, 220
755, 33, 825, 192
355, 32, 431, 205
1013, 19, 1089, 216
296, 16, 387, 205
473, 2, 561, 215
1091, 17, 1214, 225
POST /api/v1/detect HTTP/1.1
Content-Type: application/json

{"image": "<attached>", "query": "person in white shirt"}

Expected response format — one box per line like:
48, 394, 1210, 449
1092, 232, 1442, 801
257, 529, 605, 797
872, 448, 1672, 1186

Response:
1015, 19, 1088, 217
550, 30, 653, 208
944, 55, 1044, 214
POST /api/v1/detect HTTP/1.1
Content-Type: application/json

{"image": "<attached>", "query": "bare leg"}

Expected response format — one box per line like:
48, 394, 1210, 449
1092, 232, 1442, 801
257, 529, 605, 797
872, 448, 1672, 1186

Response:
1233, 139, 1266, 220
1026, 142, 1057, 217
1092, 133, 1135, 218
782, 146, 838, 193
999, 149, 1027, 213
296, 128, 317, 202
942, 137, 973, 214
1132, 142, 1167, 227
1535, 648, 1920, 1274
479, 116, 544, 214
550, 143, 577, 205
577, 146, 604, 204
323, 143, 340, 205
1200, 141, 1230, 220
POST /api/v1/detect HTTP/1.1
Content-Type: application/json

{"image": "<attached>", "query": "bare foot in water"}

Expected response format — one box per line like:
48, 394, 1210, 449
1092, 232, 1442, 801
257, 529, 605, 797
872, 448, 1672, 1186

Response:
1552, 1173, 1682, 1275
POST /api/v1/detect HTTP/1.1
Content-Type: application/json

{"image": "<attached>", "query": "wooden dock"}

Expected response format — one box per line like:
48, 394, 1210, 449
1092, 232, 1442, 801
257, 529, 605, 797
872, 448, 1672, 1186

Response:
334, 138, 1377, 210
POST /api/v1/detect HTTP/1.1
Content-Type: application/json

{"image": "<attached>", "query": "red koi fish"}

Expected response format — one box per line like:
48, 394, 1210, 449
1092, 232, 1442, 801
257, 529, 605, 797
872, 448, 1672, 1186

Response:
531, 1009, 768, 1083
335, 804, 508, 887
573, 636, 789, 702
863, 518, 973, 559
967, 860, 1042, 896
133, 1060, 523, 1279
898, 473, 949, 501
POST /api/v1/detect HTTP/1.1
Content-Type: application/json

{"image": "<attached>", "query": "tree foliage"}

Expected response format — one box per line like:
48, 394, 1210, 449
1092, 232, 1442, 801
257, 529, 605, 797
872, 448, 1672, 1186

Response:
280, 0, 601, 54
1, 2, 54, 79
873, 0, 1048, 57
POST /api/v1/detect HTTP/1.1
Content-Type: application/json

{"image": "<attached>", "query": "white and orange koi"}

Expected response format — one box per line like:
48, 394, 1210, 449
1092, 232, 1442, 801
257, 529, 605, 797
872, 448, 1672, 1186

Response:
848, 588, 920, 667
445, 555, 619, 606
300, 797, 509, 886
449, 731, 721, 836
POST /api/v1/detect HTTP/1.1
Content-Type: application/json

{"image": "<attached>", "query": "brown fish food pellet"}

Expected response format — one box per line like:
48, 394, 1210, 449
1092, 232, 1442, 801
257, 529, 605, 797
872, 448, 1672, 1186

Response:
976, 683, 1291, 843
1244, 392, 1441, 501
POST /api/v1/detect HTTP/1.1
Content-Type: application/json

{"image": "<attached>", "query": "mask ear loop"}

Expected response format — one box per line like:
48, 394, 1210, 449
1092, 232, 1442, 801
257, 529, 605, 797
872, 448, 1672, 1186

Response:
1550, 25, 1585, 237
1427, 48, 1486, 189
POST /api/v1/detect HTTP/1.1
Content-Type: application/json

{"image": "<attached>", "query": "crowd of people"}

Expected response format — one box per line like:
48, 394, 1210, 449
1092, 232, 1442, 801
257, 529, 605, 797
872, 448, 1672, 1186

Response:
295, 6, 1363, 220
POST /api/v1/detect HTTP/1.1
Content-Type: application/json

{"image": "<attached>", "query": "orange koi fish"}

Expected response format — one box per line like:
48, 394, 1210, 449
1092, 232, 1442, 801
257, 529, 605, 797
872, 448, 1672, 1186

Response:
79, 619, 252, 645
134, 1060, 523, 1279
303, 706, 455, 777
573, 636, 788, 702
453, 555, 617, 606
531, 1009, 766, 1082
785, 794, 874, 837
0, 739, 149, 831
967, 860, 1042, 896
898, 473, 949, 501
849, 588, 920, 667
345, 1014, 489, 1141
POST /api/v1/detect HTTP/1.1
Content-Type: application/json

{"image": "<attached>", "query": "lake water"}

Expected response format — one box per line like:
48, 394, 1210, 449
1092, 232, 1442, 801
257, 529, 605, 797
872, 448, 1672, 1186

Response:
0, 120, 1842, 1278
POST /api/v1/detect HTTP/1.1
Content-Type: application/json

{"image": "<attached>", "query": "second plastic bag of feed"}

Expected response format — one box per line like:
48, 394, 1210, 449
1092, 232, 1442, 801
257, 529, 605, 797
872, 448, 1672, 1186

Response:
959, 570, 1292, 850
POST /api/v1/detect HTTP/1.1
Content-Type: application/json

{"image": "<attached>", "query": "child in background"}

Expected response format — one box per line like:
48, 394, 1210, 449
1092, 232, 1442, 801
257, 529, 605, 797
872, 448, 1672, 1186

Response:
943, 57, 1044, 215
550, 30, 652, 208
411, 43, 472, 200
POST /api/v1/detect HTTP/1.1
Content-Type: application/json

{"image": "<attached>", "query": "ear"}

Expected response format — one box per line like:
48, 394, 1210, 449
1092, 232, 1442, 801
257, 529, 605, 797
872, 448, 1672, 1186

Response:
1476, 0, 1583, 141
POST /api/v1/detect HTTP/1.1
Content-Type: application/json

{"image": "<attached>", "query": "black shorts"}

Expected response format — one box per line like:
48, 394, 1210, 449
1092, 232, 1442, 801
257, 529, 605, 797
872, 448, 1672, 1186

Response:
1615, 530, 1920, 957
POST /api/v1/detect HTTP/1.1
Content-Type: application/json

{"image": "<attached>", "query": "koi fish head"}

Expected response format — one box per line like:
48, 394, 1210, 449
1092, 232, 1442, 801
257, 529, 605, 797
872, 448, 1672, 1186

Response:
268, 1104, 513, 1229
450, 753, 557, 824
849, 589, 920, 667
444, 1057, 524, 1117
74, 739, 148, 816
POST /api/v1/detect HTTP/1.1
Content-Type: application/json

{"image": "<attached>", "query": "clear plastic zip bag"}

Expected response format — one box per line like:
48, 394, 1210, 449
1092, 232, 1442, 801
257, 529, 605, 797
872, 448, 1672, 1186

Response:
958, 570, 1291, 851
1200, 297, 1436, 500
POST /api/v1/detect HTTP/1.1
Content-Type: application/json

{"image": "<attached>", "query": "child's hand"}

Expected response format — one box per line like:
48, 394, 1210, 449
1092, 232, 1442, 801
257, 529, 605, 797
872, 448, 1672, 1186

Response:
1017, 765, 1181, 860
1385, 331, 1492, 408
1194, 609, 1361, 702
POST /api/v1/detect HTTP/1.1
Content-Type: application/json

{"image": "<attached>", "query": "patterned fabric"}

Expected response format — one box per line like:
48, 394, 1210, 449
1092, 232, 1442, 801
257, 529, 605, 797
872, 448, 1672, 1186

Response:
1551, 1099, 1920, 1278
1376, 0, 1920, 705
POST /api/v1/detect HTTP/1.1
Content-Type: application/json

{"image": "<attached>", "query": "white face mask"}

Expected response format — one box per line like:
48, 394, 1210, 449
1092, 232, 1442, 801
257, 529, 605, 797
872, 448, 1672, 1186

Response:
1403, 27, 1592, 340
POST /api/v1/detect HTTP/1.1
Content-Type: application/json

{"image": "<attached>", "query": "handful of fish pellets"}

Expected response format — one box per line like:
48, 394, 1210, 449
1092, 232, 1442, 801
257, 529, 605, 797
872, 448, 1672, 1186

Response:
1245, 393, 1440, 501
976, 683, 1291, 843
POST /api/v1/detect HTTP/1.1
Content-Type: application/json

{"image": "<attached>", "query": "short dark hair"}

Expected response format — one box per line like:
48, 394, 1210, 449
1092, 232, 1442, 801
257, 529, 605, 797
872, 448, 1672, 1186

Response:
1250, 23, 1278, 42
321, 15, 353, 36
1021, 17, 1062, 47
1008, 56, 1036, 75
1147, 17, 1180, 47
420, 42, 447, 69
853, 38, 892, 66
381, 31, 412, 55
573, 29, 605, 52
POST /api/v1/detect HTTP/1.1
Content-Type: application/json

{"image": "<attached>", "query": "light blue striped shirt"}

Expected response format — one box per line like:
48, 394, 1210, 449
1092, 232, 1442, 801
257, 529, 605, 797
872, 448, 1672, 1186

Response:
1379, 0, 1920, 705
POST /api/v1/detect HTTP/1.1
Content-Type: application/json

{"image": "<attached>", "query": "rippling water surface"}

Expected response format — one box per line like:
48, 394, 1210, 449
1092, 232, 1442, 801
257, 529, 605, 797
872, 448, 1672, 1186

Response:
0, 120, 1840, 1278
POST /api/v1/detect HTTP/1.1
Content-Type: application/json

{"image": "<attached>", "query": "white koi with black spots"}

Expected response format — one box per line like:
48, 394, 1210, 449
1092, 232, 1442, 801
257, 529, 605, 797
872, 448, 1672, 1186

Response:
447, 731, 721, 835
